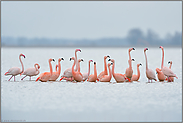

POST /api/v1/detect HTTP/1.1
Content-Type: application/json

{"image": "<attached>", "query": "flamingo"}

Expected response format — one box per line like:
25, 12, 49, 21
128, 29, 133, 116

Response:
131, 63, 142, 81
125, 47, 135, 82
49, 58, 64, 81
167, 61, 174, 82
60, 49, 81, 81
70, 57, 83, 82
108, 59, 127, 83
99, 63, 113, 82
144, 48, 157, 82
36, 58, 55, 82
21, 63, 40, 81
97, 55, 110, 81
5, 53, 26, 81
82, 60, 93, 81
77, 59, 84, 73
159, 46, 178, 82
87, 61, 97, 82
156, 68, 166, 81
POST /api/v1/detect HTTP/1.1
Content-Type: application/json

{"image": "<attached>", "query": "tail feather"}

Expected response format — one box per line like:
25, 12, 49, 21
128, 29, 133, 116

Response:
4, 72, 8, 75
60, 77, 64, 81
126, 77, 131, 82
36, 77, 40, 82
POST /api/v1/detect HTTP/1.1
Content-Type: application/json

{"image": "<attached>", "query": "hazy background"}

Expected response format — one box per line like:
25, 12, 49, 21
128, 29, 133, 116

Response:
1, 1, 182, 47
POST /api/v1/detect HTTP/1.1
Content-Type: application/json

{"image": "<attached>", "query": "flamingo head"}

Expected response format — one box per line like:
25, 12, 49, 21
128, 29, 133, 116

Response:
108, 59, 115, 63
168, 61, 172, 64
89, 60, 93, 62
58, 57, 64, 62
78, 59, 84, 62
111, 63, 113, 65
144, 48, 148, 52
49, 58, 55, 62
94, 62, 96, 65
104, 55, 110, 59
137, 63, 142, 67
76, 49, 81, 52
20, 53, 26, 58
159, 46, 164, 49
129, 47, 135, 52
38, 65, 40, 69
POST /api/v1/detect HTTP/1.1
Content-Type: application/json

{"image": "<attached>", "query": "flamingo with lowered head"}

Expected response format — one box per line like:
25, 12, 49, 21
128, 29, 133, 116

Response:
97, 55, 110, 81
131, 63, 142, 81
82, 60, 93, 81
21, 63, 40, 81
99, 63, 113, 82
87, 61, 97, 82
5, 53, 26, 81
60, 49, 81, 81
125, 47, 135, 82
144, 48, 157, 82
156, 68, 166, 81
159, 46, 178, 82
108, 59, 126, 83
49, 58, 64, 81
70, 57, 83, 82
167, 61, 174, 82
36, 58, 55, 82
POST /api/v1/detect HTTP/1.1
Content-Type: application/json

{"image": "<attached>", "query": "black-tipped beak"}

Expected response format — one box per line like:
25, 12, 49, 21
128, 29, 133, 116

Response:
107, 55, 110, 58
140, 63, 142, 66
53, 59, 55, 62
61, 58, 64, 60
159, 46, 161, 48
132, 59, 135, 61
94, 62, 96, 64
168, 61, 170, 64
70, 58, 72, 61
146, 48, 148, 50
81, 59, 84, 62
108, 59, 111, 61
111, 63, 113, 65
79, 49, 81, 52
133, 48, 135, 50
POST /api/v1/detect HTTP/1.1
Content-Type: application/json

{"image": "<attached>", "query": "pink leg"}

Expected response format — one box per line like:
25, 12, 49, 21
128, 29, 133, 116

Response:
21, 75, 27, 80
151, 80, 152, 83
30, 76, 31, 81
71, 77, 72, 82
14, 76, 15, 81
8, 76, 13, 81
66, 78, 68, 82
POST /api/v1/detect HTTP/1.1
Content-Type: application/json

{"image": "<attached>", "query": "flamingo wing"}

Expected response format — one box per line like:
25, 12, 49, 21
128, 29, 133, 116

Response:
162, 67, 176, 77
146, 69, 156, 80
7, 67, 21, 75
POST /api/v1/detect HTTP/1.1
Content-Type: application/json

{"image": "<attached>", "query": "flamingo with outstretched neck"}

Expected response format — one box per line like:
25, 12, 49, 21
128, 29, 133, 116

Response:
159, 46, 178, 82
49, 58, 64, 81
21, 63, 40, 81
70, 57, 83, 82
125, 48, 135, 82
144, 48, 157, 82
5, 53, 26, 81
131, 63, 142, 81
82, 60, 93, 81
36, 58, 55, 82
99, 63, 113, 82
108, 59, 126, 83
167, 61, 174, 82
87, 61, 97, 82
60, 49, 81, 81
97, 55, 110, 81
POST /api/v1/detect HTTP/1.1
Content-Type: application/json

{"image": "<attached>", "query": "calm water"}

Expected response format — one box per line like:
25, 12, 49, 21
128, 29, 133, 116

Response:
1, 47, 182, 122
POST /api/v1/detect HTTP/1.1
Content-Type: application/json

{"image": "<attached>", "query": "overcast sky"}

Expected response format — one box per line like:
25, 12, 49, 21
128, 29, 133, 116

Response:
1, 1, 182, 40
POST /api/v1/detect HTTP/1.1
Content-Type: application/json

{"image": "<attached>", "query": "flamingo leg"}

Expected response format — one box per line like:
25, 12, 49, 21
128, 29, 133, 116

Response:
8, 76, 13, 81
21, 75, 27, 80
148, 79, 149, 83
14, 76, 15, 81
71, 77, 72, 82
30, 76, 31, 81
151, 80, 152, 83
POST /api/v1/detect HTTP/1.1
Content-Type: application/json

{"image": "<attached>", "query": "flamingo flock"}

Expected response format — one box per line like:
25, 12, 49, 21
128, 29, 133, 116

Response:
4, 46, 178, 83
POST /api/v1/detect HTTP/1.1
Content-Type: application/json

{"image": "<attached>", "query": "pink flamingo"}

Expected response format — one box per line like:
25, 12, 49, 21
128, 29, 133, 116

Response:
82, 60, 93, 81
5, 53, 26, 81
21, 63, 40, 81
36, 58, 55, 82
144, 48, 157, 82
70, 57, 83, 82
167, 61, 174, 82
87, 62, 97, 82
49, 58, 64, 81
97, 55, 110, 81
60, 49, 81, 81
131, 63, 142, 81
77, 59, 84, 73
159, 46, 178, 82
108, 59, 127, 83
156, 68, 166, 81
125, 48, 135, 82
99, 63, 113, 82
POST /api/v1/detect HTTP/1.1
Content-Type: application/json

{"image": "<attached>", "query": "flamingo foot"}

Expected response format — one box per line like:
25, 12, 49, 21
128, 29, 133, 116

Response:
36, 77, 40, 82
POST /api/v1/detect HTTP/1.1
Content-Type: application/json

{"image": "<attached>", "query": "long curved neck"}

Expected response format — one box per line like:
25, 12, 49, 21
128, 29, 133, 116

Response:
58, 60, 61, 75
161, 48, 164, 69
88, 61, 91, 76
34, 64, 39, 71
19, 56, 24, 73
137, 66, 140, 79
72, 58, 76, 75
144, 52, 148, 70
94, 64, 97, 77
104, 58, 108, 74
169, 63, 172, 69
112, 62, 115, 76
75, 51, 78, 71
49, 61, 53, 75
128, 51, 132, 68
108, 65, 112, 79
77, 61, 81, 72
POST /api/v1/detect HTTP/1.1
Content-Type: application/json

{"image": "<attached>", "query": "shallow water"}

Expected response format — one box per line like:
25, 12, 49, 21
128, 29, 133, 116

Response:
1, 47, 182, 122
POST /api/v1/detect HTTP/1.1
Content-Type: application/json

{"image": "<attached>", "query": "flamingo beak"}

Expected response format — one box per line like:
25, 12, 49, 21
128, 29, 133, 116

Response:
91, 60, 93, 62
79, 49, 81, 52
168, 61, 170, 64
61, 58, 64, 60
132, 59, 135, 61
81, 59, 84, 62
111, 63, 113, 65
108, 59, 111, 61
107, 55, 110, 58
52, 59, 55, 62
140, 63, 142, 66
159, 46, 161, 48
70, 58, 72, 61
132, 48, 135, 50
94, 62, 96, 64
23, 55, 26, 58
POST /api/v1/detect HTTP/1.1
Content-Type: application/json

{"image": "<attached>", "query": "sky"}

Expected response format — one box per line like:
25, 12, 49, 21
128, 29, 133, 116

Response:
1, 1, 182, 40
